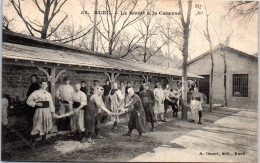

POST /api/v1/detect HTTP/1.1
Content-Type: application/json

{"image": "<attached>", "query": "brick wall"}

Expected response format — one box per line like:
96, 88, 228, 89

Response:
2, 65, 47, 100
2, 64, 169, 101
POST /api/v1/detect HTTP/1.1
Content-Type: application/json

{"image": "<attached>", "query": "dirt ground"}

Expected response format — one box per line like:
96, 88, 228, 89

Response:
2, 107, 249, 162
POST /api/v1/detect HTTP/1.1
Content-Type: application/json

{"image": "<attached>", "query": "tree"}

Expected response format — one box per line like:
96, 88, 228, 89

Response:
203, 1, 214, 112
97, 0, 149, 55
2, 15, 15, 31
211, 20, 234, 107
178, 0, 192, 120
226, 1, 258, 22
158, 17, 182, 68
135, 0, 166, 63
202, 2, 234, 108
90, 0, 98, 51
10, 0, 68, 39
117, 33, 144, 59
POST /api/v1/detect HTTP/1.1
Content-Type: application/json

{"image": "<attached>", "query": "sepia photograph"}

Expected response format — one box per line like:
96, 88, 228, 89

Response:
1, 0, 258, 162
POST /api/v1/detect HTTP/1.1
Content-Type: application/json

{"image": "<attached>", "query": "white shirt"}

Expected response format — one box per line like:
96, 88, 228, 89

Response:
27, 89, 55, 113
56, 84, 75, 101
72, 91, 87, 106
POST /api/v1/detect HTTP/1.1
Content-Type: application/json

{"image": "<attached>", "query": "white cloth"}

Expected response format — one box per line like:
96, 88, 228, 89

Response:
27, 89, 54, 135
56, 84, 75, 102
190, 100, 202, 121
153, 88, 165, 114
70, 91, 87, 132
2, 98, 8, 126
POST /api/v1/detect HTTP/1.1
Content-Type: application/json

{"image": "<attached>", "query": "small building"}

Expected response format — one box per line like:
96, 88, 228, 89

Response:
187, 44, 258, 109
2, 30, 202, 130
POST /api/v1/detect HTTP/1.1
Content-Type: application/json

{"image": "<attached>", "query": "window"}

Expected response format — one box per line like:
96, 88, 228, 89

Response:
233, 74, 248, 97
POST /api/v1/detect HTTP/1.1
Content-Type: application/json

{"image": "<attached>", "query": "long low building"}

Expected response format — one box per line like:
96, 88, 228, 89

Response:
2, 30, 202, 129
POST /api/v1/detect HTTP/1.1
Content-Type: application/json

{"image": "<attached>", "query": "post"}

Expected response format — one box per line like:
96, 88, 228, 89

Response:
104, 72, 120, 85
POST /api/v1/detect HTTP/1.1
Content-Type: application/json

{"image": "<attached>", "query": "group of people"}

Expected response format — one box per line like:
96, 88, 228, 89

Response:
6, 74, 204, 148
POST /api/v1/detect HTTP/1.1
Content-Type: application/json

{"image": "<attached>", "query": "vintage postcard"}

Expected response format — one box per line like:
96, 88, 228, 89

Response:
1, 0, 258, 162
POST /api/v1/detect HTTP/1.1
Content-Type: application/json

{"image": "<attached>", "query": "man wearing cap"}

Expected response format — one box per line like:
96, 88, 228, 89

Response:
56, 76, 75, 130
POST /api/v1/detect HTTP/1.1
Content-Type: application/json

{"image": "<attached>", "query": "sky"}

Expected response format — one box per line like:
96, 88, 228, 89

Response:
2, 0, 258, 59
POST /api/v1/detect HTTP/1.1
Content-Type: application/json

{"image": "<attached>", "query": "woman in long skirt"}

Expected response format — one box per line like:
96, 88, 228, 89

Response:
123, 87, 146, 142
27, 80, 55, 147
190, 87, 203, 124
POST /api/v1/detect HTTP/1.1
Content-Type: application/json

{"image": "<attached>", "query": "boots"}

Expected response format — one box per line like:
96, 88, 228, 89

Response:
151, 122, 154, 132
123, 129, 132, 136
111, 122, 118, 130
137, 132, 142, 142
81, 132, 95, 144
198, 118, 202, 124
95, 129, 104, 139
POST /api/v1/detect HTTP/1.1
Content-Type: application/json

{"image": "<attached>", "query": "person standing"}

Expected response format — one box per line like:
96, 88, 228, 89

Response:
109, 82, 124, 130
139, 81, 144, 93
2, 94, 9, 138
56, 77, 74, 130
26, 74, 40, 133
164, 84, 178, 118
153, 82, 166, 122
139, 83, 155, 131
70, 83, 87, 141
190, 87, 203, 124
125, 81, 133, 111
123, 87, 146, 142
154, 81, 159, 89
90, 80, 100, 95
81, 86, 113, 144
80, 80, 88, 96
103, 80, 111, 108
133, 81, 140, 95
27, 80, 55, 147
171, 88, 180, 118
120, 81, 126, 108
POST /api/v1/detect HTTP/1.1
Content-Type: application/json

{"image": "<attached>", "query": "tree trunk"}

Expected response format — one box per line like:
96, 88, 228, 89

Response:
182, 28, 189, 102
91, 0, 98, 51
109, 39, 113, 55
178, 0, 192, 120
204, 1, 214, 112
41, 0, 51, 39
